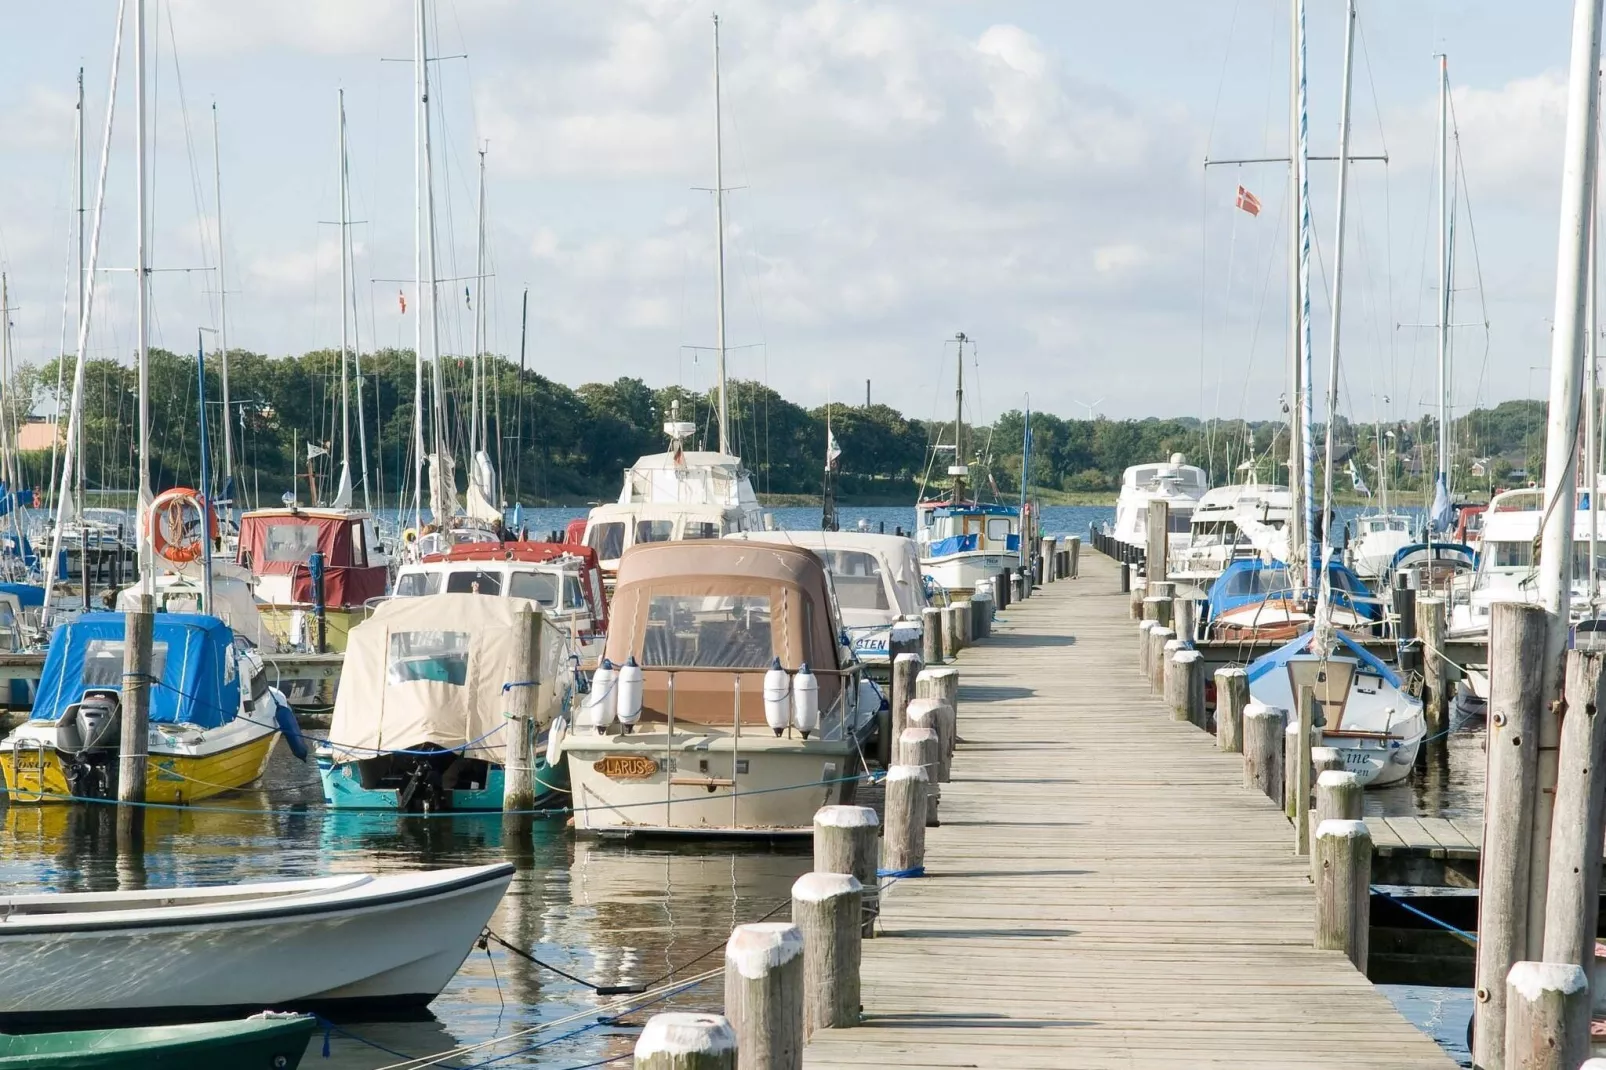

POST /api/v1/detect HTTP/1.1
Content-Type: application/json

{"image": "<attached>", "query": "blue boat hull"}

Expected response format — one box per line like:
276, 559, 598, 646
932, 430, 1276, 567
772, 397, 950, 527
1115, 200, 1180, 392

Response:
317, 753, 571, 811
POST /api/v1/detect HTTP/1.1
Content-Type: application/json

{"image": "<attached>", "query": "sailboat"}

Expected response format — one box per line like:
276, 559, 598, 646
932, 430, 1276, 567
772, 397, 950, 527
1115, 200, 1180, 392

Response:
2, 0, 296, 803
237, 90, 389, 653
915, 332, 1021, 596
578, 13, 764, 583
1243, 0, 1424, 786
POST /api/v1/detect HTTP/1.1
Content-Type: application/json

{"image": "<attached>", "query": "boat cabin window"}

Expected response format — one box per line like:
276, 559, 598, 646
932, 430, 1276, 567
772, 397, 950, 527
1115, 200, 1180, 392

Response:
445, 570, 502, 596
387, 631, 470, 686
985, 517, 1012, 542
819, 550, 891, 612
683, 521, 720, 541
1168, 513, 1191, 534
263, 523, 321, 564
636, 519, 674, 544
587, 522, 625, 560
349, 521, 367, 567
1222, 568, 1292, 599
564, 574, 586, 612
1489, 541, 1533, 570
0, 601, 19, 652
394, 571, 441, 597
643, 594, 773, 668
83, 640, 170, 688
508, 571, 559, 607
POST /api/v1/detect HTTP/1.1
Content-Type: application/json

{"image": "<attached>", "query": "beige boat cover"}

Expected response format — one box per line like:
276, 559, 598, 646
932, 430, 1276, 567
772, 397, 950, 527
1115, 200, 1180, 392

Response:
326, 593, 567, 763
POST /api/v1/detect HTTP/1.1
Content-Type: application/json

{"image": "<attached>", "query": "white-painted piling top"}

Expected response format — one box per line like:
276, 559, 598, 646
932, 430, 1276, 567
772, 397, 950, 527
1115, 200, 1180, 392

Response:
917, 666, 959, 681
893, 651, 923, 665
889, 622, 922, 642
1314, 819, 1370, 840
1173, 650, 1203, 664
1138, 620, 1157, 634
1244, 700, 1285, 719
906, 697, 950, 716
1163, 638, 1184, 652
792, 871, 862, 902
1507, 960, 1588, 999
886, 764, 928, 783
726, 922, 803, 978
636, 1013, 737, 1057
1149, 628, 1175, 641
1217, 665, 1247, 679
1309, 746, 1340, 761
1316, 770, 1361, 788
815, 805, 879, 829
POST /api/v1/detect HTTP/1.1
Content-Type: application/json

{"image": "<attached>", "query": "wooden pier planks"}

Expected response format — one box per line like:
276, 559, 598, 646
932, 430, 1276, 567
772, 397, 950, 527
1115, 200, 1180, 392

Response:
803, 553, 1456, 1070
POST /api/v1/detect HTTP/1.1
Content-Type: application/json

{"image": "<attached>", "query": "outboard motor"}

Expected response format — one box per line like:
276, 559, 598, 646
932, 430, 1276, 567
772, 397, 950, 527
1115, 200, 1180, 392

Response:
55, 691, 122, 799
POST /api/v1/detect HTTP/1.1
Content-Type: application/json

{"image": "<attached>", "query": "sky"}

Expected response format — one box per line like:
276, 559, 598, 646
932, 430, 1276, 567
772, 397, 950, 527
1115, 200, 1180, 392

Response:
0, 0, 1586, 431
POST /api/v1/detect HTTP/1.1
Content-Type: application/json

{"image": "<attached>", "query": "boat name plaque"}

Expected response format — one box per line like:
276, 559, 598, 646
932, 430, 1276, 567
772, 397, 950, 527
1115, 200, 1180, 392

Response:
594, 755, 659, 780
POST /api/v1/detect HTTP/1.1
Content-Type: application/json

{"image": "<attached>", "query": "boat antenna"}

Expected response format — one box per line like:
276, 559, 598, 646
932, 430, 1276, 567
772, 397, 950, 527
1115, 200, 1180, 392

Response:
953, 331, 967, 503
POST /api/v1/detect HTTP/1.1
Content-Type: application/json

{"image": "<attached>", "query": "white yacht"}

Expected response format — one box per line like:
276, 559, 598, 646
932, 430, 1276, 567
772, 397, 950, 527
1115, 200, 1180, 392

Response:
1109, 454, 1208, 562
1345, 513, 1416, 583
1172, 482, 1292, 583
582, 412, 766, 581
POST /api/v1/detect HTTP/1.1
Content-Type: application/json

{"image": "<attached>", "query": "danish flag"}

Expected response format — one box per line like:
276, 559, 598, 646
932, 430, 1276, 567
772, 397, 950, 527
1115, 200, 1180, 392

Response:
1235, 185, 1262, 217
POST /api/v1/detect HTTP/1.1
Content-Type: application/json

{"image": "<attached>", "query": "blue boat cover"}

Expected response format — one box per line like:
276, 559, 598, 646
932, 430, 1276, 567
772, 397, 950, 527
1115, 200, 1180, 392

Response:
1206, 559, 1379, 622
1245, 628, 1404, 690
0, 583, 45, 608
1388, 542, 1476, 570
925, 503, 1020, 519
928, 533, 978, 557
30, 612, 240, 730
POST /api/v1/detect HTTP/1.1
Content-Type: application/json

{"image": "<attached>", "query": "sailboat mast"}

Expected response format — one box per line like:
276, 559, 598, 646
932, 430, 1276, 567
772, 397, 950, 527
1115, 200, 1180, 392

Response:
712, 12, 729, 455
212, 103, 234, 504
1589, 194, 1598, 606
1436, 56, 1451, 509
410, 0, 426, 527
1296, 0, 1316, 587
953, 331, 966, 502
420, 1, 446, 473
1319, 0, 1357, 580
1283, 0, 1304, 581
471, 145, 485, 458
135, 0, 152, 595
337, 89, 352, 501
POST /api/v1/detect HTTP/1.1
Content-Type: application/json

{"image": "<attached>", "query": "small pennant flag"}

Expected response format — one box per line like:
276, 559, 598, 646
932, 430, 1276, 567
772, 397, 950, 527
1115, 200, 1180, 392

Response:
1235, 184, 1262, 216
398, 290, 407, 314
464, 286, 472, 309
826, 430, 842, 471
1347, 459, 1371, 497
307, 443, 329, 461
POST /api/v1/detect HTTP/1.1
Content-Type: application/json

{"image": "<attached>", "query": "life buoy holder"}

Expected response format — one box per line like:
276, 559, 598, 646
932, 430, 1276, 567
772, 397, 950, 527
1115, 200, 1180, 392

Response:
148, 487, 216, 566
402, 527, 419, 545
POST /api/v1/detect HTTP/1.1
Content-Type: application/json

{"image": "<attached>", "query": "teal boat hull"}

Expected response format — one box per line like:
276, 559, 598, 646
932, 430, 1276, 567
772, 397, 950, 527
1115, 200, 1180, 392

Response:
318, 753, 570, 811
0, 1015, 316, 1069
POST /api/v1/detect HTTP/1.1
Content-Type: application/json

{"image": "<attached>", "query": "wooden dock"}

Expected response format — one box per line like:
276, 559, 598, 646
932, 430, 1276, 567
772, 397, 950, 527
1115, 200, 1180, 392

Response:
803, 552, 1456, 1069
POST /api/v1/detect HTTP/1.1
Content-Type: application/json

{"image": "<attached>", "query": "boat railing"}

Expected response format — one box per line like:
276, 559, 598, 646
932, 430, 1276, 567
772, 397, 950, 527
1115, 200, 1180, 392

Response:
645, 663, 857, 746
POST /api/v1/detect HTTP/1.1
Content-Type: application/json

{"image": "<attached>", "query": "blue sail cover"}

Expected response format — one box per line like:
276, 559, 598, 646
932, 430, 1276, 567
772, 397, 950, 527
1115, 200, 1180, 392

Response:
30, 612, 240, 729
1206, 559, 1380, 622
1245, 628, 1405, 689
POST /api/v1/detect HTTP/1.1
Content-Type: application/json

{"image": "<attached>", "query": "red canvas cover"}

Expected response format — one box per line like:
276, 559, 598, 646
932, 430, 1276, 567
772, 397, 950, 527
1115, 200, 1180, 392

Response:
289, 564, 389, 608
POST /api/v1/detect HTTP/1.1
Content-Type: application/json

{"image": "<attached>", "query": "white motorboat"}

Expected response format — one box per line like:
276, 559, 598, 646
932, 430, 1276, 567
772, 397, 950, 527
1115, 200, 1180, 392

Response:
1345, 513, 1415, 583
1172, 482, 1292, 582
0, 863, 514, 1027
727, 529, 928, 675
1107, 454, 1208, 561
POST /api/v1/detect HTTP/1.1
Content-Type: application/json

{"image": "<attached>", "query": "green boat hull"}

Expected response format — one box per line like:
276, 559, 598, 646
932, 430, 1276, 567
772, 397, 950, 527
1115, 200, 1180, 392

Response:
0, 1015, 316, 1069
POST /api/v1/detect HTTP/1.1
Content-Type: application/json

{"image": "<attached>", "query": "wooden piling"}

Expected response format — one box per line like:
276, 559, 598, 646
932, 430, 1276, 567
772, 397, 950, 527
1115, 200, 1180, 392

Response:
791, 872, 862, 1037
1128, 576, 1144, 619
1542, 650, 1606, 983
1119, 561, 1131, 596
502, 606, 545, 814
994, 570, 1010, 611
1314, 819, 1371, 970
635, 1013, 737, 1070
898, 726, 941, 825
1145, 500, 1169, 582
920, 607, 944, 665
1310, 746, 1344, 779
906, 699, 952, 783
1215, 667, 1248, 752
723, 922, 804, 1070
890, 652, 922, 751
1041, 536, 1057, 584
1243, 703, 1285, 804
1416, 595, 1448, 732
1503, 961, 1589, 1070
1137, 621, 1156, 680
1474, 601, 1549, 1070
915, 667, 960, 752
1164, 649, 1204, 726
1141, 595, 1172, 629
1147, 627, 1175, 693
813, 805, 880, 938
1294, 685, 1315, 856
1068, 536, 1080, 578
1172, 597, 1195, 646
943, 605, 963, 659
969, 591, 991, 640
117, 594, 153, 805
883, 765, 927, 876
1312, 770, 1363, 883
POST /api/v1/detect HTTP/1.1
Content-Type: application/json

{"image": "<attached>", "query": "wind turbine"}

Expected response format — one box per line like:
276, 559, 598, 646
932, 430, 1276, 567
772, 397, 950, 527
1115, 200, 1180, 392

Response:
1072, 397, 1105, 420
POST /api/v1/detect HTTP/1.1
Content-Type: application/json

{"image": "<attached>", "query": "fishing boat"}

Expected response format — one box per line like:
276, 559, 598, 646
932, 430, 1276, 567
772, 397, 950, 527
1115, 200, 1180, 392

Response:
0, 864, 513, 1027
0, 1015, 317, 1069
560, 540, 884, 836
317, 594, 575, 811
0, 612, 297, 804
235, 505, 389, 652
727, 530, 927, 678
916, 332, 1021, 595
392, 540, 608, 666
1344, 513, 1416, 583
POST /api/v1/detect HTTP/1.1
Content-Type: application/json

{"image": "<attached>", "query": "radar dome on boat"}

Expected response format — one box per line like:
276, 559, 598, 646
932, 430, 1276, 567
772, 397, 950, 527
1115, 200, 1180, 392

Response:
1170, 452, 1187, 465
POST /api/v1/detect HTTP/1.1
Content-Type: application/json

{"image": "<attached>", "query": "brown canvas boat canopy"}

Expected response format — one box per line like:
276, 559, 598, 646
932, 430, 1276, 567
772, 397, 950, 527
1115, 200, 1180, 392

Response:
604, 541, 847, 726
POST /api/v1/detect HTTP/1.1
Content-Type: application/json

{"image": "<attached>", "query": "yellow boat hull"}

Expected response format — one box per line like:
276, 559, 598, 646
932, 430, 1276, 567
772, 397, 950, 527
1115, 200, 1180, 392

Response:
1, 732, 278, 806
255, 606, 372, 654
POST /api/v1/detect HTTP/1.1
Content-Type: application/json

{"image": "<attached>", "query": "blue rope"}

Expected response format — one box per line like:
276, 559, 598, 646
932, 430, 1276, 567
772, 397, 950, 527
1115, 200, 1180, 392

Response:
501, 680, 539, 691
1371, 887, 1477, 947
877, 865, 925, 878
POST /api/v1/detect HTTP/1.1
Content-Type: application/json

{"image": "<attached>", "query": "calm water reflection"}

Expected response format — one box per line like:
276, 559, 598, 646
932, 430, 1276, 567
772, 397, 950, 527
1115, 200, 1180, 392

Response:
0, 748, 813, 1069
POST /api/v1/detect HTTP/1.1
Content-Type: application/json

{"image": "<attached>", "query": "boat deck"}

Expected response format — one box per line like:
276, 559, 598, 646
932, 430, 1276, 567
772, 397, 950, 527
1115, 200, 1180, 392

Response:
802, 551, 1455, 1069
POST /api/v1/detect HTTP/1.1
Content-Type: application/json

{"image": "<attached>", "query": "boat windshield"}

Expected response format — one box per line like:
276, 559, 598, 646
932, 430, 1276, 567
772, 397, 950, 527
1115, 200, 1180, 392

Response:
643, 594, 774, 668
262, 524, 321, 564
445, 570, 502, 596
394, 571, 442, 597
1221, 568, 1293, 599
587, 523, 625, 560
818, 550, 891, 612
507, 571, 559, 607
387, 631, 470, 686
636, 520, 674, 544
83, 640, 170, 687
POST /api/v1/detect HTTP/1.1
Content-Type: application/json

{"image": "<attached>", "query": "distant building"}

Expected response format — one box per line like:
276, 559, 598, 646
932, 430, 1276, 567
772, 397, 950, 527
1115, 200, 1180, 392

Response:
16, 418, 63, 453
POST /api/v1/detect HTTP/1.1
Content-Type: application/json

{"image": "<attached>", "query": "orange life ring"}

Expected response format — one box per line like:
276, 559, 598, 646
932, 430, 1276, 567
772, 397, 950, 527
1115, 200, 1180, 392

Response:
148, 487, 217, 566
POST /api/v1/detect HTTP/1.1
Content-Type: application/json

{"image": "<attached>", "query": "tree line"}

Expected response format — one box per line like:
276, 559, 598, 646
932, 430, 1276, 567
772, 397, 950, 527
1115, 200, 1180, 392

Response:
7, 347, 1552, 506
